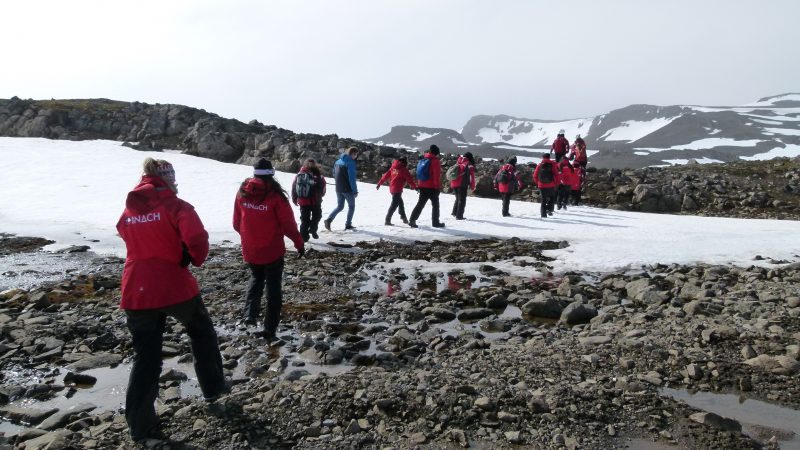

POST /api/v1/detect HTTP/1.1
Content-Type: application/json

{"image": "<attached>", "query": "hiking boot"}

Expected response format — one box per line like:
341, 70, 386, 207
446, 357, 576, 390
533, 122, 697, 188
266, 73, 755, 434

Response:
301, 233, 310, 242
432, 222, 445, 228
455, 217, 465, 220
344, 224, 356, 230
401, 217, 408, 224
408, 220, 418, 228
237, 317, 257, 327
204, 379, 233, 403
311, 231, 319, 239
323, 219, 332, 231
384, 221, 393, 226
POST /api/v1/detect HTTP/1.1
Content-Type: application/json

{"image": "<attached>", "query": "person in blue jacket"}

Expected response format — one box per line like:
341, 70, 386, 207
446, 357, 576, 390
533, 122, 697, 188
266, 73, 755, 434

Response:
324, 146, 359, 231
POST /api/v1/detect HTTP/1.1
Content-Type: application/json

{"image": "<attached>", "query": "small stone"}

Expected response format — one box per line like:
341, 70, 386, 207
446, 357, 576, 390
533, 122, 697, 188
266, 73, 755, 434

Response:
741, 344, 757, 359
192, 418, 207, 431
409, 432, 426, 444
504, 430, 522, 444
607, 425, 616, 436
686, 364, 703, 380
690, 412, 741, 432
474, 397, 494, 411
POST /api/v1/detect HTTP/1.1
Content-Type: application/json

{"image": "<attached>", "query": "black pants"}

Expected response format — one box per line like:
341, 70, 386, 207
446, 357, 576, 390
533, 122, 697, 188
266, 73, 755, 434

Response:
555, 153, 566, 163
243, 258, 284, 334
571, 189, 582, 205
557, 185, 571, 209
299, 204, 322, 241
386, 193, 407, 222
500, 193, 512, 216
451, 186, 468, 219
125, 296, 224, 440
539, 187, 556, 217
409, 188, 441, 225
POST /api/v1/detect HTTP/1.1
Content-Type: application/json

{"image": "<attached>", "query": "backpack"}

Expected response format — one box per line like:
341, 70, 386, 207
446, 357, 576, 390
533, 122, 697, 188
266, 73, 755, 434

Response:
496, 168, 510, 184
416, 158, 431, 181
294, 172, 316, 199
446, 164, 460, 181
538, 162, 554, 184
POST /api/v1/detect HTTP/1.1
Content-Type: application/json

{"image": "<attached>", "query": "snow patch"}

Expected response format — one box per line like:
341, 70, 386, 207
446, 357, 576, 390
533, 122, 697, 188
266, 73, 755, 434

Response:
739, 144, 800, 161
661, 157, 724, 166
670, 138, 762, 150
599, 116, 679, 142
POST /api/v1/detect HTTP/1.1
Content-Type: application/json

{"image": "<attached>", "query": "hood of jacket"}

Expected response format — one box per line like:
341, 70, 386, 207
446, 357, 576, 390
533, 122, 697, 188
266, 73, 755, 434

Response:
391, 159, 407, 170
238, 177, 275, 199
125, 176, 176, 214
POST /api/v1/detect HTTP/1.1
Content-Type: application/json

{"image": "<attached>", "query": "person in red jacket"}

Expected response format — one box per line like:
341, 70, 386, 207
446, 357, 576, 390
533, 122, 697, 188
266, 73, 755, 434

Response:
117, 158, 226, 442
571, 164, 585, 205
571, 134, 588, 169
556, 158, 574, 210
493, 156, 523, 217
376, 155, 417, 225
534, 153, 559, 218
551, 130, 570, 162
408, 145, 445, 228
450, 152, 476, 220
291, 158, 326, 242
233, 159, 305, 340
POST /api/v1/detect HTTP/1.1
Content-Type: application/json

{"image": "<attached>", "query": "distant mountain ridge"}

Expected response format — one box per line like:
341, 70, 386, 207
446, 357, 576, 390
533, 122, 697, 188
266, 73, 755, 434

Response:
367, 93, 800, 168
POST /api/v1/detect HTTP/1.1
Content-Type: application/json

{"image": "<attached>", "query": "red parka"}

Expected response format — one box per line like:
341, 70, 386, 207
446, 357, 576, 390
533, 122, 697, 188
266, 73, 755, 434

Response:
377, 159, 417, 194
233, 178, 304, 265
449, 155, 476, 190
572, 139, 588, 163
417, 153, 442, 190
291, 167, 326, 207
551, 136, 570, 156
117, 176, 209, 310
494, 164, 523, 194
533, 159, 559, 189
558, 160, 577, 189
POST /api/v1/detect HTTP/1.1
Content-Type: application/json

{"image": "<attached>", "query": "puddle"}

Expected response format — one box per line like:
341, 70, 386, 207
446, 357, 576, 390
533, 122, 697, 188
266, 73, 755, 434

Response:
359, 264, 490, 295
661, 387, 800, 449
0, 251, 110, 291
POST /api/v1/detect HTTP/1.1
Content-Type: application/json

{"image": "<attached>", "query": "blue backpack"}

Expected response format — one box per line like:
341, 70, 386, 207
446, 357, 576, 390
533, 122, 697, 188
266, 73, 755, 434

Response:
416, 158, 431, 181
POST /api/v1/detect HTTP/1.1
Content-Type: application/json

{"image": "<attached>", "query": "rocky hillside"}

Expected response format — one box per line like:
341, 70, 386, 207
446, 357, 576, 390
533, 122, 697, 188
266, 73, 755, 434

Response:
2, 97, 799, 221
368, 93, 800, 169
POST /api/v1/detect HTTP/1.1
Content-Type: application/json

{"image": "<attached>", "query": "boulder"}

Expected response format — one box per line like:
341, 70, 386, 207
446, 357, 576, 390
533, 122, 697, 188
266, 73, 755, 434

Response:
559, 302, 598, 325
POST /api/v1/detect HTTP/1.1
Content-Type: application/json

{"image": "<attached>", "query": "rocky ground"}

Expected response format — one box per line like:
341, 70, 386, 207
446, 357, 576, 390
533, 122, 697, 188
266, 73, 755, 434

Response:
0, 236, 799, 449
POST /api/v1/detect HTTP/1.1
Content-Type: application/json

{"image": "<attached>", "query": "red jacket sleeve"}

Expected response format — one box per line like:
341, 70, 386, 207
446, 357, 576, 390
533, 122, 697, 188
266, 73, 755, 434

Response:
404, 167, 417, 189
533, 165, 540, 185
232, 196, 242, 233
176, 201, 209, 267
432, 158, 442, 190
276, 197, 304, 251
378, 169, 391, 187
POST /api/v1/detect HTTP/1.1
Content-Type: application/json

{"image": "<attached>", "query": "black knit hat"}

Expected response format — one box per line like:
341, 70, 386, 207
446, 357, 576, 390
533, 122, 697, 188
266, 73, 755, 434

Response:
254, 158, 275, 177
508, 156, 517, 166
463, 152, 475, 165
429, 144, 440, 155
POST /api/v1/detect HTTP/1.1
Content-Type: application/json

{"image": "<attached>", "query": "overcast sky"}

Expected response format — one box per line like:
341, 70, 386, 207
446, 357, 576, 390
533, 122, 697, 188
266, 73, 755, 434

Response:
1, 0, 798, 139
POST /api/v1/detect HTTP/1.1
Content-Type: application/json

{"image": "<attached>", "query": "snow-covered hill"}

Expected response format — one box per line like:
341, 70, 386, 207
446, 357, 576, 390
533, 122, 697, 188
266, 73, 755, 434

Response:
368, 93, 800, 168
1, 137, 797, 274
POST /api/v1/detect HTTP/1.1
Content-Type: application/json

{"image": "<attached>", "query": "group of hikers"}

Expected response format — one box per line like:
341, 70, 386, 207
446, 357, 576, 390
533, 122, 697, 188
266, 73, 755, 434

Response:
114, 130, 588, 442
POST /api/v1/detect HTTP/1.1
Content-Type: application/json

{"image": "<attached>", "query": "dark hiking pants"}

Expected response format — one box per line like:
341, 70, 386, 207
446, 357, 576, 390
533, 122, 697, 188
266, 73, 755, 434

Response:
243, 258, 285, 335
299, 204, 322, 240
125, 296, 224, 440
452, 186, 468, 219
539, 187, 556, 217
409, 188, 441, 225
386, 193, 407, 222
500, 193, 512, 216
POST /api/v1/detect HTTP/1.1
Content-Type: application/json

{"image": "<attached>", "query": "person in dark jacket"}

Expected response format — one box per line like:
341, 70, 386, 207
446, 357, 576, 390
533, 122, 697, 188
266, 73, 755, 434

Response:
376, 156, 417, 225
324, 147, 359, 231
493, 156, 523, 217
450, 152, 476, 220
533, 153, 559, 218
409, 145, 445, 228
233, 159, 305, 339
117, 158, 227, 442
551, 130, 570, 162
291, 158, 326, 241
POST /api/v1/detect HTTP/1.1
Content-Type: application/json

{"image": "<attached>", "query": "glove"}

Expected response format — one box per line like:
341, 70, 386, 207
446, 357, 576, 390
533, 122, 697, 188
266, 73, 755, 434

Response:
297, 246, 306, 258
376, 184, 380, 190
180, 245, 191, 267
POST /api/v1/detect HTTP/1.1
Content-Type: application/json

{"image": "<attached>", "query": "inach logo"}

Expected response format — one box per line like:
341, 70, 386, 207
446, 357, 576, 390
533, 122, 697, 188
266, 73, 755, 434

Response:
125, 212, 161, 225
242, 202, 268, 211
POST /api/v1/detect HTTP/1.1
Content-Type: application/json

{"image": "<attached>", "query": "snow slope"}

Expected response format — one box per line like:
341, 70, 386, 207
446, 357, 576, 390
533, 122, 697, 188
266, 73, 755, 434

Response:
0, 138, 798, 274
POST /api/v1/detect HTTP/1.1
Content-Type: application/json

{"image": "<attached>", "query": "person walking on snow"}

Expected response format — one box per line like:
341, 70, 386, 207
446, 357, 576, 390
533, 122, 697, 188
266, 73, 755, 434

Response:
408, 144, 445, 228
117, 158, 227, 442
449, 152, 476, 220
291, 158, 326, 242
493, 156, 523, 217
551, 130, 570, 163
571, 134, 588, 169
324, 146, 359, 231
534, 153, 559, 218
569, 161, 584, 205
233, 159, 305, 340
376, 155, 417, 225
556, 158, 574, 211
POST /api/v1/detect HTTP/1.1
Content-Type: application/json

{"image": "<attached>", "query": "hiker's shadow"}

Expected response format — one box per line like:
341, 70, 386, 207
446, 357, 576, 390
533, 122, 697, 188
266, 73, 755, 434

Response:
467, 218, 549, 232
